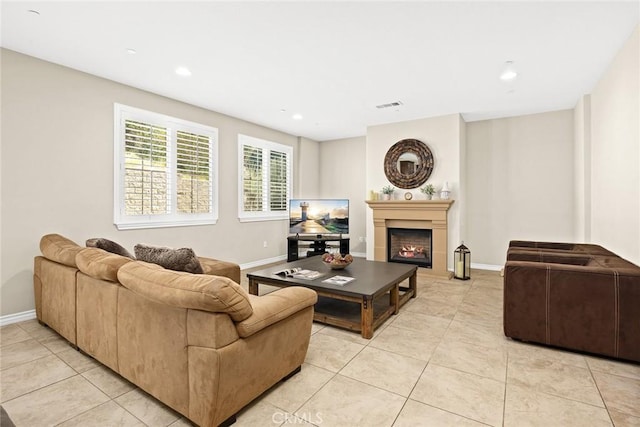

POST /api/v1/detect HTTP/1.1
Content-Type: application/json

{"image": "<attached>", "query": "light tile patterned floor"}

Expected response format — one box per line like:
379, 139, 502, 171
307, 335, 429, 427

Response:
1, 268, 639, 426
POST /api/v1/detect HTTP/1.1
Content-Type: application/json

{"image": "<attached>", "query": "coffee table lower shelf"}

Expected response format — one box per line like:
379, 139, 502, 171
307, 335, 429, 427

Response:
313, 289, 412, 336
248, 280, 415, 339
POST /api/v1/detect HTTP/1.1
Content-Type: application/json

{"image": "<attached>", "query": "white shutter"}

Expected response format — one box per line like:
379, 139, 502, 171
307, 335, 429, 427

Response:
242, 145, 263, 212
176, 130, 212, 214
238, 134, 292, 222
269, 149, 288, 211
123, 120, 170, 215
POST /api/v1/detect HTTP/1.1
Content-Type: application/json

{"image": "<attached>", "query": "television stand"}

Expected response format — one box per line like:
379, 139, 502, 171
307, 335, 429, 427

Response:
287, 235, 350, 262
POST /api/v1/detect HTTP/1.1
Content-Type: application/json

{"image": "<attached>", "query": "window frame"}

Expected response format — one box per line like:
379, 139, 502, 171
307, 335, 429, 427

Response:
237, 134, 293, 223
113, 103, 219, 230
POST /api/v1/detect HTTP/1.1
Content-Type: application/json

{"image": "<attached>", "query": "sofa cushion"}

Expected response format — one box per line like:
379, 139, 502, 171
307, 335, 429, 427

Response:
509, 240, 576, 251
199, 256, 241, 283
76, 248, 133, 282
506, 249, 592, 266
134, 244, 204, 274
40, 234, 83, 268
117, 261, 253, 321
86, 238, 134, 259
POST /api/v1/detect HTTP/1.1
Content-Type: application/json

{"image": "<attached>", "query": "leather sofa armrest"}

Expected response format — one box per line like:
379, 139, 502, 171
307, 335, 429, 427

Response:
236, 287, 317, 338
198, 256, 241, 283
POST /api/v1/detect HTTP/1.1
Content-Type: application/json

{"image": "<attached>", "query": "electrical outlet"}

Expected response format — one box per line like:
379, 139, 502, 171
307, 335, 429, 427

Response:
359, 236, 365, 243
263, 241, 268, 248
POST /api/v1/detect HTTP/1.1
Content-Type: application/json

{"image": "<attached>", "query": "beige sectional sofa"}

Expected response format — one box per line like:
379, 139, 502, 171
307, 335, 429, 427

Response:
33, 234, 318, 427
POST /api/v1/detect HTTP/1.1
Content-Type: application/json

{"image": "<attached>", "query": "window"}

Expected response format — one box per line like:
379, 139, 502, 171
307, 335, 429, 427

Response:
114, 104, 218, 229
238, 134, 292, 222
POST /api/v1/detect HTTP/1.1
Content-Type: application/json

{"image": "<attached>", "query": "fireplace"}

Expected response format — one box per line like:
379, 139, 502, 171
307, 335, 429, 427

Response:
366, 200, 454, 278
387, 228, 432, 268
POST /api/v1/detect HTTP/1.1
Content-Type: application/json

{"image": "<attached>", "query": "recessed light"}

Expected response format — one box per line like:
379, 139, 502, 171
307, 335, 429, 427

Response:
175, 66, 191, 77
292, 113, 303, 120
500, 61, 518, 81
126, 48, 137, 55
27, 9, 40, 16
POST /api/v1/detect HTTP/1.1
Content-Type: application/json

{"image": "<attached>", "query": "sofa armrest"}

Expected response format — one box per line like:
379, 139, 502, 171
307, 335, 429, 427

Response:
198, 256, 241, 283
236, 287, 317, 338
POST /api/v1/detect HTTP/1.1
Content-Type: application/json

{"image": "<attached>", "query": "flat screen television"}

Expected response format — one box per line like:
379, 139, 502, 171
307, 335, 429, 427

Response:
289, 199, 349, 235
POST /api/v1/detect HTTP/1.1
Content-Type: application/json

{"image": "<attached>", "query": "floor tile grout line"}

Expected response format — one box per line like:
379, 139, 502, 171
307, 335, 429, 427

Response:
586, 362, 616, 426
587, 363, 640, 381
502, 348, 510, 426
0, 350, 53, 372
0, 371, 102, 406
51, 398, 142, 427
505, 374, 612, 411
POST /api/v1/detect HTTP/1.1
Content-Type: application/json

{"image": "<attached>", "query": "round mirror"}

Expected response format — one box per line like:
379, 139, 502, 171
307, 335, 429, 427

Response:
398, 152, 420, 175
384, 139, 434, 189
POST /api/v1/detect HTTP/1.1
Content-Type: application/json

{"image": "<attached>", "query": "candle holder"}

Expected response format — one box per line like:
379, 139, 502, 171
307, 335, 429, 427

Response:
454, 242, 470, 280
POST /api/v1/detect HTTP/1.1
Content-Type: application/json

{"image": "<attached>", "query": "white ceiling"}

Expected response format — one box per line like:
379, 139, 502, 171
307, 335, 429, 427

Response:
2, 1, 638, 141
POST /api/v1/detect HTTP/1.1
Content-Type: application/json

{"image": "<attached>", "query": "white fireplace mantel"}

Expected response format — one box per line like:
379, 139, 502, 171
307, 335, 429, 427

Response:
366, 199, 454, 278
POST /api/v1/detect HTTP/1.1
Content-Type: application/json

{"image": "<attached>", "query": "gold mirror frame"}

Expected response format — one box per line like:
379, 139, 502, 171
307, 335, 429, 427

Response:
383, 138, 434, 189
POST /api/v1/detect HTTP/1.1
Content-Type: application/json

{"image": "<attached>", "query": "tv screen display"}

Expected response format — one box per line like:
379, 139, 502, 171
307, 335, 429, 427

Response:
289, 199, 349, 235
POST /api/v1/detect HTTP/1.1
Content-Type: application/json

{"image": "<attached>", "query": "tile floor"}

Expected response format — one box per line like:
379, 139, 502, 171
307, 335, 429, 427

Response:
1, 268, 639, 426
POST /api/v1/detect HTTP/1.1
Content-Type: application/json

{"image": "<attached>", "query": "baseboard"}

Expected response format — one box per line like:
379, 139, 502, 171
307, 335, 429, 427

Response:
240, 255, 288, 270
0, 309, 36, 327
471, 263, 503, 271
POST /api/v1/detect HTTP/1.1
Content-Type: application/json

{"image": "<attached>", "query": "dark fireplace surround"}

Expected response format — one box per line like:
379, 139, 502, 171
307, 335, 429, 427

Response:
387, 228, 432, 268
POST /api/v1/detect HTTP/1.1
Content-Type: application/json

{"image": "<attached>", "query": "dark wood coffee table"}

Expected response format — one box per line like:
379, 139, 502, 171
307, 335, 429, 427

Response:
247, 257, 417, 338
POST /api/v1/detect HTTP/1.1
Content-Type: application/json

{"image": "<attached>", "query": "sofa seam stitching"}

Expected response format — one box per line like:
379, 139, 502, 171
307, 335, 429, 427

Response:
614, 270, 619, 357
545, 265, 550, 345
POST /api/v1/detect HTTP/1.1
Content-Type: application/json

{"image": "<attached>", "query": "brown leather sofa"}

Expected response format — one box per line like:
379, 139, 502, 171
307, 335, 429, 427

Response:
503, 240, 640, 363
34, 234, 318, 426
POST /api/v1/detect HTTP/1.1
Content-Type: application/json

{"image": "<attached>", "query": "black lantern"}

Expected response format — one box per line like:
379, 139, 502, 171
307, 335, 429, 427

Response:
454, 242, 470, 280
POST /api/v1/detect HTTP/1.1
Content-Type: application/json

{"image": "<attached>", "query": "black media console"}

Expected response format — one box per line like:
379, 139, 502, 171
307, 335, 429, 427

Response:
287, 235, 350, 262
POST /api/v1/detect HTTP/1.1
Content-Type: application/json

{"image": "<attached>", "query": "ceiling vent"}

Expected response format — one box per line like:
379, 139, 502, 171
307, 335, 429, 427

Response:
376, 101, 403, 109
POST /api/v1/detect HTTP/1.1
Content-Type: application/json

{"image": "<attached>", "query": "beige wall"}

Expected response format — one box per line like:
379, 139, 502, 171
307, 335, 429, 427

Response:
573, 95, 591, 242
296, 137, 321, 198
590, 26, 639, 264
466, 110, 575, 265
319, 136, 367, 255
365, 114, 464, 269
0, 49, 318, 316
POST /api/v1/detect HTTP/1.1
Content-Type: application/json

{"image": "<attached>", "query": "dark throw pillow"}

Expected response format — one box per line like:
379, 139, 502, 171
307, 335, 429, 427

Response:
134, 244, 204, 274
86, 238, 134, 259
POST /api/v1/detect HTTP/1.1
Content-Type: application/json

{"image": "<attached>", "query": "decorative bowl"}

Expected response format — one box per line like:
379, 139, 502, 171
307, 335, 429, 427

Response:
322, 253, 353, 269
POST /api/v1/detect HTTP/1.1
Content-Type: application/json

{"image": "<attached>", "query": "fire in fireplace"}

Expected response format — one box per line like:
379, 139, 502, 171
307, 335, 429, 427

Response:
387, 228, 432, 268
